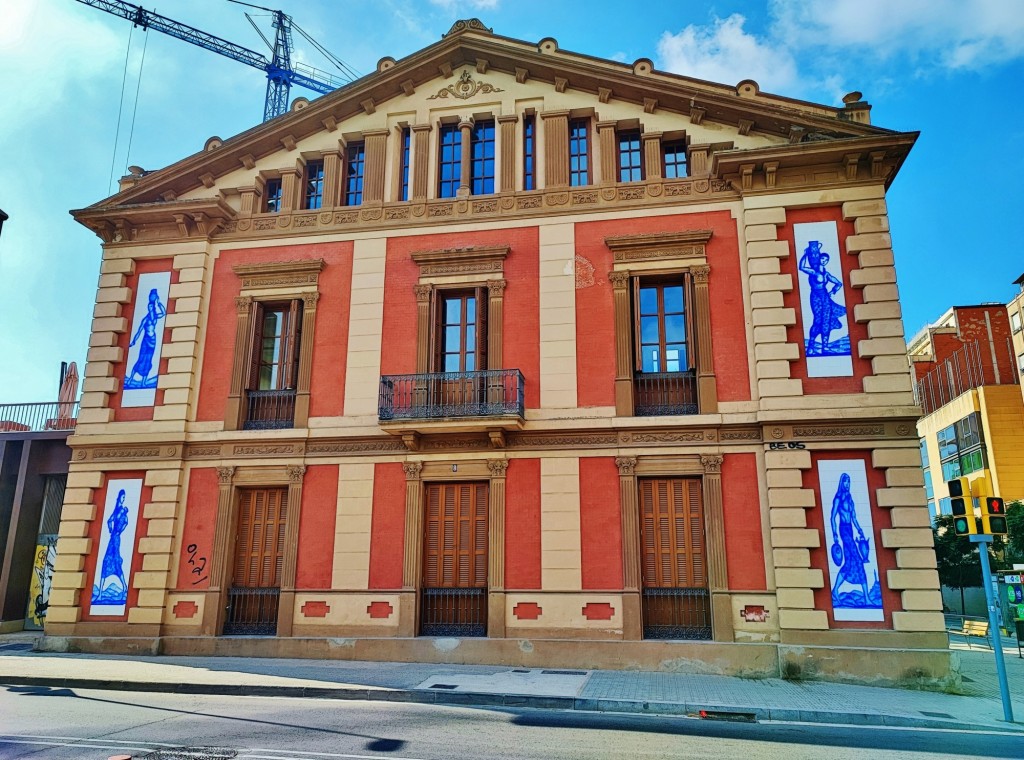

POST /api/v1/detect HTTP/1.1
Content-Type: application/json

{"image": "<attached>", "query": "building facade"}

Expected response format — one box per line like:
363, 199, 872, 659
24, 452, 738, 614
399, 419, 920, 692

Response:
1008, 274, 1024, 405
49, 20, 949, 684
909, 304, 1024, 519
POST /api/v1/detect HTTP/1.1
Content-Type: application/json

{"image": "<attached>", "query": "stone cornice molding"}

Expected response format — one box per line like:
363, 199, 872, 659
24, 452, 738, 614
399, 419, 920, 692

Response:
605, 229, 713, 264
233, 258, 325, 291
411, 244, 509, 277
72, 197, 236, 244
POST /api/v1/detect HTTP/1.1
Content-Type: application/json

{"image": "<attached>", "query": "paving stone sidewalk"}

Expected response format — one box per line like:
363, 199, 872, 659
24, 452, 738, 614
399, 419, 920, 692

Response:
0, 633, 1021, 734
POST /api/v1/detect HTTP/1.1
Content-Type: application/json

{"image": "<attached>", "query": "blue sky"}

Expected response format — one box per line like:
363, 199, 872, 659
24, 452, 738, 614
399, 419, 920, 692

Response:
1, 0, 1022, 402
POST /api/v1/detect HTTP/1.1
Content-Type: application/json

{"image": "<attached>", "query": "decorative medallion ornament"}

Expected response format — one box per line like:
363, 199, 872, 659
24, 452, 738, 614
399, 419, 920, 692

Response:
428, 70, 504, 100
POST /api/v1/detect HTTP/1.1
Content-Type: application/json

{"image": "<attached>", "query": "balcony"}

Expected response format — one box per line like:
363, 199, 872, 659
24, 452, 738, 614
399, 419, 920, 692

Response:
634, 371, 698, 416
243, 389, 296, 430
0, 401, 79, 433
379, 369, 524, 432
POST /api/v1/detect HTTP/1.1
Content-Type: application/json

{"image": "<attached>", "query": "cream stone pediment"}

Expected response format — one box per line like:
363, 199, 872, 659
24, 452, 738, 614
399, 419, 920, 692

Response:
82, 18, 893, 212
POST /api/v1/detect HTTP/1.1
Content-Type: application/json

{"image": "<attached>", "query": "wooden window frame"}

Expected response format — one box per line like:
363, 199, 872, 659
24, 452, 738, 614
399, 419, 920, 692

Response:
470, 119, 496, 196
617, 130, 644, 183
568, 117, 592, 187
434, 287, 488, 374
437, 123, 462, 199
606, 231, 716, 416
344, 142, 366, 206
632, 276, 692, 374
303, 159, 325, 210
225, 260, 324, 431
263, 177, 283, 213
522, 114, 536, 191
662, 139, 688, 179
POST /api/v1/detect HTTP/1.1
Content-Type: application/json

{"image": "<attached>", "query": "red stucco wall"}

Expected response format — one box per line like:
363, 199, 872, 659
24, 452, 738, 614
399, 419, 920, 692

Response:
579, 456, 623, 589
721, 453, 767, 590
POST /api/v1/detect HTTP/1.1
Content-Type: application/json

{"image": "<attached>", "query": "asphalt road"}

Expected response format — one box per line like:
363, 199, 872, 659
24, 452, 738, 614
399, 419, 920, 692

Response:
0, 685, 1021, 760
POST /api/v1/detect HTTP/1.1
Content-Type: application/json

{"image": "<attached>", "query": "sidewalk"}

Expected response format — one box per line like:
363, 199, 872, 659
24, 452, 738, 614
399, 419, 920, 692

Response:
1, 632, 1022, 734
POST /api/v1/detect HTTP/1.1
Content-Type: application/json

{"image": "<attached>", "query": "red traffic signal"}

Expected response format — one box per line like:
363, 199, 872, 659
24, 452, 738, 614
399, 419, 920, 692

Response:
986, 497, 1006, 515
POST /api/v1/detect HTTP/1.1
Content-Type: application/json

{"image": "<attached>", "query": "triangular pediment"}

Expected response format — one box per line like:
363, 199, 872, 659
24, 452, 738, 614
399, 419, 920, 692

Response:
76, 18, 902, 218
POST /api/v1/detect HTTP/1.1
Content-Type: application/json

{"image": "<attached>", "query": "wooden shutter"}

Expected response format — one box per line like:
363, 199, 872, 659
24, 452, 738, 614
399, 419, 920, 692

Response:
246, 302, 266, 390
632, 276, 642, 372
639, 478, 705, 588
233, 487, 288, 588
683, 272, 695, 371
423, 482, 488, 588
477, 286, 488, 371
282, 299, 302, 388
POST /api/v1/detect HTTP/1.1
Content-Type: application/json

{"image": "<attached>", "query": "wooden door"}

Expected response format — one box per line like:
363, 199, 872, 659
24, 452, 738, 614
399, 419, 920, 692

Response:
224, 487, 287, 635
639, 478, 710, 638
421, 482, 488, 635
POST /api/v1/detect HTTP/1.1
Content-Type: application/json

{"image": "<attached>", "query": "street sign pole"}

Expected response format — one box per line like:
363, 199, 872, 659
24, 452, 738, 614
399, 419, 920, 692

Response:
970, 533, 1014, 722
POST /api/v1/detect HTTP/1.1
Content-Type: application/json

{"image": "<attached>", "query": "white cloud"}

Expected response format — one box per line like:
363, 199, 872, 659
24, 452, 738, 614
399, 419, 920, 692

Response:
771, 0, 1024, 70
657, 14, 799, 92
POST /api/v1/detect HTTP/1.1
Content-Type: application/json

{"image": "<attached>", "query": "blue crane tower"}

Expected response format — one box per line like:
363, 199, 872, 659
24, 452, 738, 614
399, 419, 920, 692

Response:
75, 0, 356, 122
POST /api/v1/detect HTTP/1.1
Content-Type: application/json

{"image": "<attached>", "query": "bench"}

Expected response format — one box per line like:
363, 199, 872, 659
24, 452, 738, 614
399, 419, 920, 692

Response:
949, 619, 990, 648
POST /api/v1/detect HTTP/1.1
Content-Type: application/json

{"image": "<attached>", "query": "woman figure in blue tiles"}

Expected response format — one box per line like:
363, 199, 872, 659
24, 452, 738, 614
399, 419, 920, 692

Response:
93, 489, 130, 604
125, 287, 166, 389
799, 240, 846, 356
830, 473, 871, 608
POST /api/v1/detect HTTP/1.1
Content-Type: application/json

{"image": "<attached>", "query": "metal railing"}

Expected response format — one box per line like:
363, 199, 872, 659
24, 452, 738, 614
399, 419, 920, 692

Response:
914, 339, 1020, 415
634, 372, 698, 416
420, 587, 487, 637
243, 389, 296, 430
222, 587, 279, 635
379, 369, 524, 421
642, 587, 712, 640
0, 401, 79, 433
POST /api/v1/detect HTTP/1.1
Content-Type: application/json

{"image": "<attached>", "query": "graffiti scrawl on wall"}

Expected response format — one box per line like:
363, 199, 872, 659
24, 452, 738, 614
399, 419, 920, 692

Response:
25, 535, 58, 629
122, 271, 170, 407
90, 478, 143, 616
818, 459, 884, 622
794, 221, 852, 378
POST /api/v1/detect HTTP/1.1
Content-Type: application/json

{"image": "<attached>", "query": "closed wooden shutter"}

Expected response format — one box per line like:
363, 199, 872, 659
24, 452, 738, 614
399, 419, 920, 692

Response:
246, 302, 266, 390
639, 478, 705, 588
423, 482, 488, 588
282, 299, 302, 388
233, 487, 288, 588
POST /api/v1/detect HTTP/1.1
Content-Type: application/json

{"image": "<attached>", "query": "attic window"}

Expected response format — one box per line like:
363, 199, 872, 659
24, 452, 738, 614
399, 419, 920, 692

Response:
662, 141, 687, 179
304, 160, 325, 210
264, 178, 283, 213
345, 142, 366, 206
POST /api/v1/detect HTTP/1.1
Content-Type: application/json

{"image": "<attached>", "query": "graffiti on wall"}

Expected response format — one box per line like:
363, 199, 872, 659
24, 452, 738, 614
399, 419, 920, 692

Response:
122, 271, 170, 407
794, 221, 852, 377
25, 535, 58, 629
90, 478, 143, 616
818, 459, 883, 621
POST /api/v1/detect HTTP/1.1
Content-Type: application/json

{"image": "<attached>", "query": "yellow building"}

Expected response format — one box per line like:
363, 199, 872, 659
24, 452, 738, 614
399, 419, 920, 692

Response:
910, 305, 1024, 515
1008, 274, 1024, 406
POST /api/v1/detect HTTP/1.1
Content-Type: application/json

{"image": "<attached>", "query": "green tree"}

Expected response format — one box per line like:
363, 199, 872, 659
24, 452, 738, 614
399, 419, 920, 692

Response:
933, 515, 982, 615
1005, 500, 1024, 564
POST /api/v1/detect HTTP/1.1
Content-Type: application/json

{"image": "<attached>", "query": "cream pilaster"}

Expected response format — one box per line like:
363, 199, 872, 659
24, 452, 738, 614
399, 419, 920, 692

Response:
342, 238, 387, 419
538, 223, 578, 409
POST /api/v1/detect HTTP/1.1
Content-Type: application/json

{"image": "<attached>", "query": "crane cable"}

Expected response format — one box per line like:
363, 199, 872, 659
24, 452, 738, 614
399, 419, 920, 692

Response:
123, 24, 150, 176
107, 22, 134, 195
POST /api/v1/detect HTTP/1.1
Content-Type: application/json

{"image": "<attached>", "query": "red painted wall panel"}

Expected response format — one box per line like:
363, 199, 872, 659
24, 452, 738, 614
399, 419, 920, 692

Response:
295, 465, 339, 589
176, 467, 219, 590
579, 457, 623, 589
778, 208, 870, 394
196, 242, 354, 421
721, 453, 767, 590
573, 212, 750, 407
803, 452, 901, 628
109, 259, 176, 422
368, 462, 406, 589
81, 471, 151, 621
381, 228, 541, 408
505, 458, 541, 589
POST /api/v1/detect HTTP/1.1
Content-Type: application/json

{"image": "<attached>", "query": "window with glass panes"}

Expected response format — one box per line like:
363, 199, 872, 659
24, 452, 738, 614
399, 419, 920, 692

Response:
264, 178, 283, 213
470, 120, 495, 195
345, 142, 365, 206
636, 280, 689, 373
523, 115, 536, 190
938, 413, 987, 481
569, 119, 590, 186
662, 141, 687, 178
303, 160, 324, 209
436, 289, 486, 373
399, 127, 411, 201
438, 124, 461, 199
618, 131, 643, 182
921, 439, 934, 511
254, 302, 302, 391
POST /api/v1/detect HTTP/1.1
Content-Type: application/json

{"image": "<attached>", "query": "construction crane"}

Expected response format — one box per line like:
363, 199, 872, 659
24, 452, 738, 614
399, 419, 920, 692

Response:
75, 0, 357, 122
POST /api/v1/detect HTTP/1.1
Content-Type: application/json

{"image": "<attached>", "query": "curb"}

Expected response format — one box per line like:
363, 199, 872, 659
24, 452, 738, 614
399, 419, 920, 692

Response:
2, 675, 1021, 734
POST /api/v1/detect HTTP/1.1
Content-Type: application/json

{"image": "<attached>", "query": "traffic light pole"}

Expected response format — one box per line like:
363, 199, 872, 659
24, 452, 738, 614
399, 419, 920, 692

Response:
970, 534, 1014, 723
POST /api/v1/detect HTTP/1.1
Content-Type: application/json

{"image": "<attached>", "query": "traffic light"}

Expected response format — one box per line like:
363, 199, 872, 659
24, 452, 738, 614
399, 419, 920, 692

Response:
947, 477, 977, 536
982, 496, 1008, 536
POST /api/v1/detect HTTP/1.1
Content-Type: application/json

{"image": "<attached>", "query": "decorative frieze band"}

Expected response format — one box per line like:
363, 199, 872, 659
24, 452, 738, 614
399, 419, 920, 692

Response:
411, 245, 509, 277
233, 259, 325, 290
605, 229, 714, 264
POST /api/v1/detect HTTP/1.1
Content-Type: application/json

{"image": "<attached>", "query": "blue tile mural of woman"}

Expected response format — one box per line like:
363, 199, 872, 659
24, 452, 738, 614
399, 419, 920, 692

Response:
124, 288, 166, 390
830, 473, 881, 612
92, 489, 130, 605
798, 240, 847, 357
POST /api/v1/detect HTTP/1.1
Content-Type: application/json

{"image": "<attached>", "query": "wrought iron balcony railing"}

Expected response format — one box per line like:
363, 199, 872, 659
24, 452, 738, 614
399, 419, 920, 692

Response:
243, 388, 296, 430
379, 369, 524, 421
0, 401, 79, 433
634, 371, 698, 416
